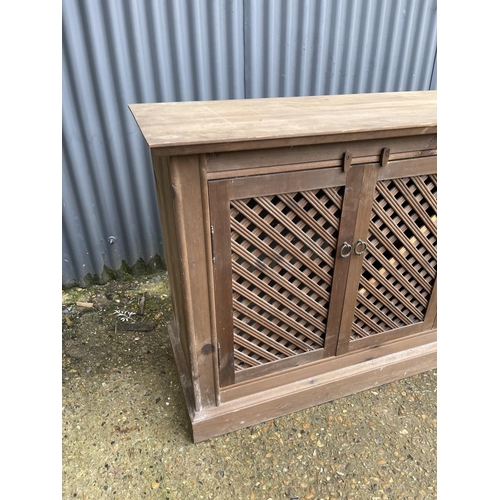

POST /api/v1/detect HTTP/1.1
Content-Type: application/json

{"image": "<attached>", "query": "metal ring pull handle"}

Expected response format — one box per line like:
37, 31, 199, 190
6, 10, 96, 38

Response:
354, 239, 367, 255
340, 241, 352, 258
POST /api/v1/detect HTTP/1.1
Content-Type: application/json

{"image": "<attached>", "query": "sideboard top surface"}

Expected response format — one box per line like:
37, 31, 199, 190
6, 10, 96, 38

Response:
129, 90, 436, 154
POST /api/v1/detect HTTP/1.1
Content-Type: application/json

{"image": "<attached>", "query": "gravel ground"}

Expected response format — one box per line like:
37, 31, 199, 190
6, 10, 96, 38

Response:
62, 271, 437, 500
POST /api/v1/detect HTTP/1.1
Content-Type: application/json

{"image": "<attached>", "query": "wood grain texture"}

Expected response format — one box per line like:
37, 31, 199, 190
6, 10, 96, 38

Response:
169, 155, 217, 409
207, 135, 437, 174
138, 91, 437, 443
223, 329, 436, 402
323, 165, 371, 357
192, 334, 437, 442
233, 349, 325, 384
167, 322, 195, 423
423, 278, 438, 331
229, 165, 347, 200
151, 155, 192, 379
152, 128, 437, 156
199, 156, 221, 405
335, 165, 379, 355
129, 91, 437, 154
377, 156, 437, 181
347, 323, 427, 352
208, 180, 235, 387
336, 163, 437, 355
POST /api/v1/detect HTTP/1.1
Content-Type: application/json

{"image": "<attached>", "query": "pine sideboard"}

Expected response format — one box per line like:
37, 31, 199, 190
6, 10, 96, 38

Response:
129, 91, 437, 443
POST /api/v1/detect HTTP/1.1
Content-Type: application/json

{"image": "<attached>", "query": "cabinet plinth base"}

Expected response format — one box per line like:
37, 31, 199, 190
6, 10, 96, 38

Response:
168, 322, 436, 443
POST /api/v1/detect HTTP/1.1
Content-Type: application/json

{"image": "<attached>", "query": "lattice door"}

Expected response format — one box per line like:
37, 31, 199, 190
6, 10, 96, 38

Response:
210, 163, 437, 384
229, 187, 344, 373
348, 173, 437, 347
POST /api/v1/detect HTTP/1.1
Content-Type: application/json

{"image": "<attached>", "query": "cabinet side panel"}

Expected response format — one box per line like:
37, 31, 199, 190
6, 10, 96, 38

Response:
169, 155, 217, 409
152, 155, 192, 380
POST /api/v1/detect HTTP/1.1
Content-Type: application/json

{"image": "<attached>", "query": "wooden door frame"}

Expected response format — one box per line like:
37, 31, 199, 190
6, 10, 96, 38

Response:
335, 157, 437, 355
209, 156, 437, 387
209, 166, 349, 387
323, 164, 379, 356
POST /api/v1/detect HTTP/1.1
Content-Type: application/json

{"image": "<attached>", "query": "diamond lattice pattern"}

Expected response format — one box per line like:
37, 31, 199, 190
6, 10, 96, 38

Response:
229, 188, 344, 371
352, 174, 437, 340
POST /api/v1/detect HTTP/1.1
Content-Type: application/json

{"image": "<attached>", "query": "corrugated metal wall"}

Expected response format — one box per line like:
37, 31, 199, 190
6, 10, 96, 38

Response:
244, 0, 437, 97
62, 0, 437, 287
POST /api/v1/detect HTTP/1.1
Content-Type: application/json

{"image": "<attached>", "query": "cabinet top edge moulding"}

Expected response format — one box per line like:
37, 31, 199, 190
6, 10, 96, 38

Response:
129, 90, 437, 156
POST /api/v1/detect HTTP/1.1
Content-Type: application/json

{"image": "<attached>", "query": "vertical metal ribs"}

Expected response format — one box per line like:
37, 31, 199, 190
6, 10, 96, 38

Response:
229, 188, 343, 371
352, 174, 437, 340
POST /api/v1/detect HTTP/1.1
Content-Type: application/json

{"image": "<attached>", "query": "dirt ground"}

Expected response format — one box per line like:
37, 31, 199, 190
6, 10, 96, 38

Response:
62, 270, 437, 500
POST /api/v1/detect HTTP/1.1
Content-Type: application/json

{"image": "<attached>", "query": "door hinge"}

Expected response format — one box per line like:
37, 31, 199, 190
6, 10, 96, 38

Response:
210, 225, 215, 263
217, 342, 221, 369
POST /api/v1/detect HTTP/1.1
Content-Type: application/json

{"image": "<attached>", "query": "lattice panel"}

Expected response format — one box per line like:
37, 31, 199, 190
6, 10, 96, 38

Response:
229, 188, 344, 371
352, 174, 437, 340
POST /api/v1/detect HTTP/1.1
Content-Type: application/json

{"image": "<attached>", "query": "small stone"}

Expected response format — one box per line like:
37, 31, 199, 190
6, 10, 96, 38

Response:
302, 423, 310, 429
151, 482, 159, 489
377, 460, 386, 465
305, 494, 314, 499
399, 429, 408, 435
249, 493, 255, 500
300, 482, 308, 489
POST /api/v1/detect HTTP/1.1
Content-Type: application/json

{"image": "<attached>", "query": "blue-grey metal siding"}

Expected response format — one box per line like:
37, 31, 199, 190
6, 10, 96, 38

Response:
62, 0, 437, 287
244, 0, 437, 97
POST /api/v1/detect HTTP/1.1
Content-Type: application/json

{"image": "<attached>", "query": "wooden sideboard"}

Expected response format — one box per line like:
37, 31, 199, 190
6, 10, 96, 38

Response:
130, 91, 437, 443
